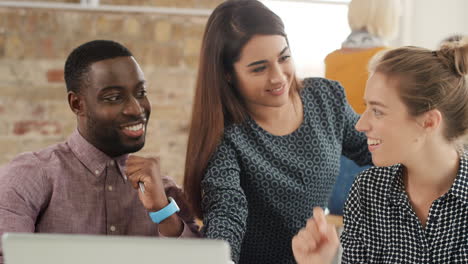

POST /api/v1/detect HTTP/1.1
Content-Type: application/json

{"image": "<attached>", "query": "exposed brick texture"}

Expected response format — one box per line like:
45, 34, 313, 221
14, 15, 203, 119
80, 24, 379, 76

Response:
46, 69, 64, 83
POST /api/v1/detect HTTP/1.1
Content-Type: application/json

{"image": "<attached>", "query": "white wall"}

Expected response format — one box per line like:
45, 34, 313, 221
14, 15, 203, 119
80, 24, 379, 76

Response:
400, 0, 468, 49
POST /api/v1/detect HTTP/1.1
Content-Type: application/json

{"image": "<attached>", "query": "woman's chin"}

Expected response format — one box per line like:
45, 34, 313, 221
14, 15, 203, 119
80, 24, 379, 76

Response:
372, 156, 399, 167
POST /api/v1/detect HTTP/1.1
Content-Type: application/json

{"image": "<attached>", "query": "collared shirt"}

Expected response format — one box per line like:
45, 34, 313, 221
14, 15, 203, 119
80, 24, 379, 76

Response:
0, 130, 199, 263
341, 155, 468, 263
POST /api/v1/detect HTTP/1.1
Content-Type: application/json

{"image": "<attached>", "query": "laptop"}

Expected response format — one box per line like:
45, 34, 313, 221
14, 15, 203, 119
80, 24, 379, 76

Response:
2, 233, 231, 264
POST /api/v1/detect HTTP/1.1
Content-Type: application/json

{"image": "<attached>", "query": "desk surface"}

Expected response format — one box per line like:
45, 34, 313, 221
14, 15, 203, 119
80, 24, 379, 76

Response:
326, 214, 344, 227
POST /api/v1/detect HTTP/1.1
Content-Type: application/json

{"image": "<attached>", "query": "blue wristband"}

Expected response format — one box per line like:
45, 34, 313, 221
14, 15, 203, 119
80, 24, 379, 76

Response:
148, 197, 180, 224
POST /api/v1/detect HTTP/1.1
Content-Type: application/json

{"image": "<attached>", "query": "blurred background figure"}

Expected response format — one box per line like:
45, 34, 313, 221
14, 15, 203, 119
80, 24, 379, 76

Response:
325, 0, 401, 114
325, 0, 401, 216
439, 34, 465, 47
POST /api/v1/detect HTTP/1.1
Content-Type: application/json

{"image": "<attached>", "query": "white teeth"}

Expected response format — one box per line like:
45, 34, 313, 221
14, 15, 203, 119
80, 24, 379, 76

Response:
367, 139, 382, 146
124, 123, 144, 131
270, 86, 283, 92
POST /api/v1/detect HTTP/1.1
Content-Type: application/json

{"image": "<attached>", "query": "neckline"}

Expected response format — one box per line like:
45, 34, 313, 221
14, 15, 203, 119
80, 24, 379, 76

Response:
247, 90, 307, 138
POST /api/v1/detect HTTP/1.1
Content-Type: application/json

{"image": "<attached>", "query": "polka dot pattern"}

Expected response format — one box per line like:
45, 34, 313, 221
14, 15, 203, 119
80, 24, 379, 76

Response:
341, 155, 468, 263
202, 78, 371, 263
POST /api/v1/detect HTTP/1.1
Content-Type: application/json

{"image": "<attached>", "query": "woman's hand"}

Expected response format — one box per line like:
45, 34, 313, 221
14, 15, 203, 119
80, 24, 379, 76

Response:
292, 207, 340, 264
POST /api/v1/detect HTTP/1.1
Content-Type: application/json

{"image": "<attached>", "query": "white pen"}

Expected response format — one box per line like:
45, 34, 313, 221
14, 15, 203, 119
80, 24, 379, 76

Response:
138, 182, 145, 194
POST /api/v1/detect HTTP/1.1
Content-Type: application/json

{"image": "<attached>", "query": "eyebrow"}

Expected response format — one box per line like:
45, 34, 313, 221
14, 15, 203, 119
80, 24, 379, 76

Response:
367, 100, 388, 108
99, 81, 146, 92
246, 46, 290, 67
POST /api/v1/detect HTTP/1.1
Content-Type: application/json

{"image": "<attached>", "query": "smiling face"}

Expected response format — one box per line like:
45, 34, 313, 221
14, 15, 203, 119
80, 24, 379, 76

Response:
355, 72, 426, 167
76, 56, 151, 157
233, 34, 295, 111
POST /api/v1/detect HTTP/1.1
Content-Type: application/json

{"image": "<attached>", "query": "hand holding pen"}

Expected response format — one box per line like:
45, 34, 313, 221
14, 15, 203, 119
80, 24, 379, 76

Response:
126, 155, 184, 236
125, 155, 169, 212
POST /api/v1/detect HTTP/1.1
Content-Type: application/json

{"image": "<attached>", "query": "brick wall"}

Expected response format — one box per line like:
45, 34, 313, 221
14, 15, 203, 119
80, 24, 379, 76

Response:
12, 0, 222, 8
0, 1, 222, 184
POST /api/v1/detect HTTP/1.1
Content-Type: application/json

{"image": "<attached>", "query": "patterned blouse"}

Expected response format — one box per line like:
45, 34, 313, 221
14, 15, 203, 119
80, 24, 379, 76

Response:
341, 155, 468, 263
201, 78, 371, 264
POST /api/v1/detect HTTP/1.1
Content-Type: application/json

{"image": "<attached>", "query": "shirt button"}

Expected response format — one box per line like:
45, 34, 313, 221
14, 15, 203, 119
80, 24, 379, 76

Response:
108, 185, 113, 191
109, 160, 115, 166
94, 170, 99, 175
110, 225, 116, 232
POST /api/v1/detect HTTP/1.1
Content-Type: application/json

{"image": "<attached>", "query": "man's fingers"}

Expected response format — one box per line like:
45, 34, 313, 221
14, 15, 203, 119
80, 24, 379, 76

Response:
125, 165, 142, 175
126, 155, 146, 164
125, 156, 160, 174
125, 155, 146, 174
127, 170, 147, 189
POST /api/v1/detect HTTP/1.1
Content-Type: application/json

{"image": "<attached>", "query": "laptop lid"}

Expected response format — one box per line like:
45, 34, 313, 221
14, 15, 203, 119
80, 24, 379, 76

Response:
2, 233, 231, 264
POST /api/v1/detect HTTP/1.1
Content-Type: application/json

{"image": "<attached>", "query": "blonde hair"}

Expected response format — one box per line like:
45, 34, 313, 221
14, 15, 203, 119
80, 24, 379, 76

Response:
369, 37, 468, 144
348, 0, 400, 39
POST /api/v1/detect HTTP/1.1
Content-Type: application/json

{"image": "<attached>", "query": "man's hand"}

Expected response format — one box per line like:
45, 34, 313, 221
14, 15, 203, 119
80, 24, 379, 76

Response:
126, 155, 168, 211
125, 155, 183, 237
292, 207, 340, 264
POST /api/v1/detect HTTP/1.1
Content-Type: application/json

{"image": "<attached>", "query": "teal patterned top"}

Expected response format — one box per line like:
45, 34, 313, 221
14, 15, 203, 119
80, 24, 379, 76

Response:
201, 78, 372, 264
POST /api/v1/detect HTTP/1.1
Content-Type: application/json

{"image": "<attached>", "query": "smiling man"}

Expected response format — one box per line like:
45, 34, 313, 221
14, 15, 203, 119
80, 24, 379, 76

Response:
0, 40, 198, 264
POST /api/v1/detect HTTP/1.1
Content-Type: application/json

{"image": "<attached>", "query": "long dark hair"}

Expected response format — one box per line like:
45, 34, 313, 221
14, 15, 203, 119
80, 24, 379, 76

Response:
183, 0, 301, 219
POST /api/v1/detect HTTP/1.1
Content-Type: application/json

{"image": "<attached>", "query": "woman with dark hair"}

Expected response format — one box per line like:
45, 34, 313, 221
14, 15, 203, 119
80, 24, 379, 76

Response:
183, 0, 370, 263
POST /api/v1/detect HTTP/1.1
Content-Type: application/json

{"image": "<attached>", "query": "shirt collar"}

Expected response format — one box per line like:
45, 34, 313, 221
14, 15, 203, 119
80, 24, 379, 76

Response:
388, 164, 407, 205
67, 129, 128, 181
447, 154, 468, 205
389, 155, 468, 206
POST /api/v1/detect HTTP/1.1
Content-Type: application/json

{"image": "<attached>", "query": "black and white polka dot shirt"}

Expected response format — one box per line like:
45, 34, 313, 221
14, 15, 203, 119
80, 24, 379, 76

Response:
341, 155, 468, 263
201, 78, 371, 264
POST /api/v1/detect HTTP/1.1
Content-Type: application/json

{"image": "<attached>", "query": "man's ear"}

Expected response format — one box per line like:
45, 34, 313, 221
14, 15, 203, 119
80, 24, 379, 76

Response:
422, 109, 442, 132
68, 91, 85, 116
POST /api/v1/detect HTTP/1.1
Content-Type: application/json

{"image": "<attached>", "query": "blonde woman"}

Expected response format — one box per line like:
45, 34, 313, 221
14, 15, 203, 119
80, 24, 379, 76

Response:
293, 39, 468, 263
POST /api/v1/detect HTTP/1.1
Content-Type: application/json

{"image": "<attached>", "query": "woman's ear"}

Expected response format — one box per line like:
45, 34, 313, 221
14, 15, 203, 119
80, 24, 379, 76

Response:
422, 109, 442, 132
68, 91, 85, 116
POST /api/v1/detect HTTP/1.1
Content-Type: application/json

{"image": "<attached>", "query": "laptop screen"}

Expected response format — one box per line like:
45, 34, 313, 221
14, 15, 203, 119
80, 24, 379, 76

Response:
2, 233, 231, 264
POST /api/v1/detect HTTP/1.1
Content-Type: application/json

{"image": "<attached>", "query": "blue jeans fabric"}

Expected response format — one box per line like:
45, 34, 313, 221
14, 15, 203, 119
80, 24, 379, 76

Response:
328, 155, 371, 215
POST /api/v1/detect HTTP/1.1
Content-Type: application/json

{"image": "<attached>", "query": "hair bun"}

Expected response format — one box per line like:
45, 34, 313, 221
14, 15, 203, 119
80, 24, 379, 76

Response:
438, 37, 468, 77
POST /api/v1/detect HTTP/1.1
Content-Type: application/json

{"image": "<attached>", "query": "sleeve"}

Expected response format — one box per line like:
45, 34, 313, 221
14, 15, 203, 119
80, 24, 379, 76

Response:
201, 139, 248, 264
0, 154, 51, 264
160, 176, 201, 237
330, 80, 372, 166
340, 172, 369, 263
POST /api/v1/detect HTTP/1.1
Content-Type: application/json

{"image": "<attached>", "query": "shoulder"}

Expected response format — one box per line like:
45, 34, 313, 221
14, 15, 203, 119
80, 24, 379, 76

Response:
224, 123, 247, 138
345, 165, 400, 223
301, 77, 346, 99
300, 77, 348, 115
0, 141, 69, 183
222, 121, 258, 149
352, 165, 400, 195
0, 151, 42, 176
206, 125, 245, 168
0, 151, 46, 195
